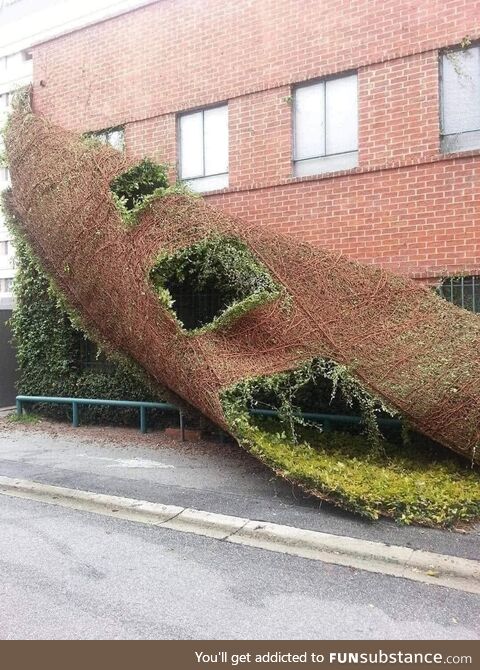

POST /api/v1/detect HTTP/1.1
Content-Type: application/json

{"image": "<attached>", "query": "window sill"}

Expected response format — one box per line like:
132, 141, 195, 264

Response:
293, 151, 358, 177
441, 132, 480, 155
183, 173, 229, 193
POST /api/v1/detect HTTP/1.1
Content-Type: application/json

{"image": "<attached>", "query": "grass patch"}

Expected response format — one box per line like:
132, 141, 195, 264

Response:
7, 412, 41, 425
221, 361, 480, 526
232, 416, 480, 527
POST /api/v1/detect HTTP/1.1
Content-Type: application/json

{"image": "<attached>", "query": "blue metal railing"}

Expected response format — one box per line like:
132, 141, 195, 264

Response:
249, 408, 401, 432
15, 395, 184, 438
16, 394, 402, 438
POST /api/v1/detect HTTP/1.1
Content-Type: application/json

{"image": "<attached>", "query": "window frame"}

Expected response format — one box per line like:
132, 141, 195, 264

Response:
0, 277, 13, 293
292, 70, 359, 176
177, 102, 229, 192
88, 126, 125, 151
439, 43, 480, 154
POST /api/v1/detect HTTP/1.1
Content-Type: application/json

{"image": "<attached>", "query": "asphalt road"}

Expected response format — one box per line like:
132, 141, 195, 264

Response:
0, 423, 479, 640
1, 494, 479, 640
0, 424, 479, 559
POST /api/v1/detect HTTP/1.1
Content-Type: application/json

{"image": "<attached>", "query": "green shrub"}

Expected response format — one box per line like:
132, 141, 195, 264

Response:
229, 415, 480, 527
150, 234, 280, 331
110, 158, 169, 211
4, 201, 165, 425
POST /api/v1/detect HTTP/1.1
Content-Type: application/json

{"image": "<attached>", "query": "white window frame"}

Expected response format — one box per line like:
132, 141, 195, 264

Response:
178, 104, 229, 193
1, 240, 9, 255
440, 44, 480, 153
0, 277, 13, 293
293, 72, 358, 177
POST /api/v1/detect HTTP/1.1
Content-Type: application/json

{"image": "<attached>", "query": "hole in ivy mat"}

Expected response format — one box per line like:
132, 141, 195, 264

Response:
110, 158, 169, 211
221, 360, 480, 527
150, 235, 279, 331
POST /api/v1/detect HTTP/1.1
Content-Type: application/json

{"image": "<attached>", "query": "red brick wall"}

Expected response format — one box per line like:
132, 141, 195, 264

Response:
31, 0, 480, 279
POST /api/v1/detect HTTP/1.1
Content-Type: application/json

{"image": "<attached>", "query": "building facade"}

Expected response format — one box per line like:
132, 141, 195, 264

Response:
0, 48, 32, 309
8, 0, 480, 302
0, 0, 151, 309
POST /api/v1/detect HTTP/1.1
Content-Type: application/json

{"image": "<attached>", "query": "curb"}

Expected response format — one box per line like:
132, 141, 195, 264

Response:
0, 475, 479, 594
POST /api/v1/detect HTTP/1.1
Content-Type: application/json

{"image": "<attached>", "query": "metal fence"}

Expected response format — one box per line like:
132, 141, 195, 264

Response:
437, 275, 480, 314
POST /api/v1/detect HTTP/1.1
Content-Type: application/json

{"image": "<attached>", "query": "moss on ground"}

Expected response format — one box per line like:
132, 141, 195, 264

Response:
7, 412, 41, 425
229, 415, 480, 527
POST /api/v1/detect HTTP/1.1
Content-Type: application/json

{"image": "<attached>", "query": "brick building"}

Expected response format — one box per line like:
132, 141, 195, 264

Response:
0, 0, 152, 405
0, 0, 152, 309
22, 0, 480, 306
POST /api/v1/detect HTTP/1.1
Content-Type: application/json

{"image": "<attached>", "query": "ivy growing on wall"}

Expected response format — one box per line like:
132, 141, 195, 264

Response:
2, 190, 166, 424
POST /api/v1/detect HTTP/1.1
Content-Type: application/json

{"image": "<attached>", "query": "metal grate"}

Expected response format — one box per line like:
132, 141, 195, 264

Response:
437, 275, 480, 314
75, 338, 113, 371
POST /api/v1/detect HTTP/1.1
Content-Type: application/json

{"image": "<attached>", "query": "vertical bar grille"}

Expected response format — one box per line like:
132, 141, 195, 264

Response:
437, 275, 479, 314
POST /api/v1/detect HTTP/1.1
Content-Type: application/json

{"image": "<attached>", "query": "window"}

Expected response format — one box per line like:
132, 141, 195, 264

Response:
437, 276, 480, 313
178, 104, 228, 192
440, 45, 480, 153
1, 240, 9, 255
293, 73, 358, 177
0, 167, 10, 190
4, 52, 21, 73
91, 127, 124, 151
0, 278, 13, 293
0, 92, 10, 109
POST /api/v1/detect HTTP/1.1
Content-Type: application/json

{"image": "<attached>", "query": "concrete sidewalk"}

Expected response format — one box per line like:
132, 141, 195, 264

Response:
0, 418, 478, 562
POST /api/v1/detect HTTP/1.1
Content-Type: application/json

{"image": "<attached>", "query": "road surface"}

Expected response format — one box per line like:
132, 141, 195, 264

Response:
0, 422, 479, 639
